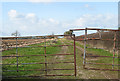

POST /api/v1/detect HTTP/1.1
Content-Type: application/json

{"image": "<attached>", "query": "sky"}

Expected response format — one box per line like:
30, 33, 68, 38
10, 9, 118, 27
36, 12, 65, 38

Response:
1, 0, 120, 2
0, 1, 119, 36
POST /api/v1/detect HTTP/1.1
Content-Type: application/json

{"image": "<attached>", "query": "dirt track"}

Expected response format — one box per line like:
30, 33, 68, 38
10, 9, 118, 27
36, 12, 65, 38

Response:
66, 40, 118, 79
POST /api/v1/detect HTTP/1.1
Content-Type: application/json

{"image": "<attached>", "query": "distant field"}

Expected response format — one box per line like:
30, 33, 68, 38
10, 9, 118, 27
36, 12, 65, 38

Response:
1, 38, 47, 51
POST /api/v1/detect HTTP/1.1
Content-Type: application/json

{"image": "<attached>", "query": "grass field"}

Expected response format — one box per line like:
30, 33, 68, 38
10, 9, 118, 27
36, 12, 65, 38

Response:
2, 38, 119, 79
2, 40, 62, 78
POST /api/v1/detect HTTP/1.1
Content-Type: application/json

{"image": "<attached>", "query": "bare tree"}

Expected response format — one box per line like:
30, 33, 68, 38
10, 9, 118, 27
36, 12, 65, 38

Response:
11, 30, 20, 37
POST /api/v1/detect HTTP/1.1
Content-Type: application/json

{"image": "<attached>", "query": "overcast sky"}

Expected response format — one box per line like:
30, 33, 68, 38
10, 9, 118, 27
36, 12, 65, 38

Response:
0, 0, 119, 36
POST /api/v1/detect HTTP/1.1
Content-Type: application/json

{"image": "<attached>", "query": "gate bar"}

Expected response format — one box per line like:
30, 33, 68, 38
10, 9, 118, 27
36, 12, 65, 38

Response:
76, 38, 120, 41
3, 74, 74, 78
3, 68, 74, 72
2, 62, 74, 65
46, 74, 74, 76
86, 55, 119, 58
70, 28, 120, 31
7, 45, 73, 48
2, 53, 73, 57
86, 62, 120, 66
85, 67, 120, 71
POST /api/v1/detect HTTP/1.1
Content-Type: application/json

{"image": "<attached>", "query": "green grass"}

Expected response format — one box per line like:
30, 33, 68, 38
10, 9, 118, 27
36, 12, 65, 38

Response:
86, 48, 119, 70
64, 39, 119, 70
2, 38, 119, 79
45, 39, 76, 79
2, 40, 62, 78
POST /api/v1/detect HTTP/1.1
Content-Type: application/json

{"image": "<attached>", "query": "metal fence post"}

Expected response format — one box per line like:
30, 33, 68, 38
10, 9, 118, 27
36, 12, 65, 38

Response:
16, 36, 18, 72
83, 28, 87, 69
118, 30, 120, 72
112, 31, 116, 69
73, 34, 77, 76
44, 37, 47, 75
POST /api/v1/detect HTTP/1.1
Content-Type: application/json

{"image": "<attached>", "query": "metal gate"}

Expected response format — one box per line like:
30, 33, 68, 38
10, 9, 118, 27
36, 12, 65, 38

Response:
2, 34, 76, 78
70, 28, 120, 71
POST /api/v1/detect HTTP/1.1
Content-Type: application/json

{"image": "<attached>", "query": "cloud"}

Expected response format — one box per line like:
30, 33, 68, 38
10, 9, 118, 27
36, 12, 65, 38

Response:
72, 14, 117, 29
7, 9, 61, 35
8, 10, 18, 19
8, 10, 38, 23
8, 9, 25, 21
48, 18, 59, 24
84, 4, 95, 11
28, 0, 54, 2
7, 9, 118, 36
85, 4, 89, 8
26, 13, 36, 18
61, 14, 117, 35
28, 0, 119, 2
26, 13, 38, 23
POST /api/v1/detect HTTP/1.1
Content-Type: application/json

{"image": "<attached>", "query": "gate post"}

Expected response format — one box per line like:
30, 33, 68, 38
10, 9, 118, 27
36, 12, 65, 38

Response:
83, 28, 87, 69
44, 36, 47, 75
112, 31, 117, 69
73, 34, 77, 76
16, 36, 18, 72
